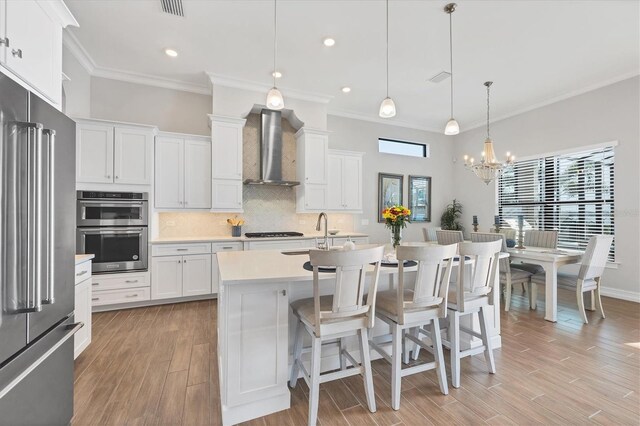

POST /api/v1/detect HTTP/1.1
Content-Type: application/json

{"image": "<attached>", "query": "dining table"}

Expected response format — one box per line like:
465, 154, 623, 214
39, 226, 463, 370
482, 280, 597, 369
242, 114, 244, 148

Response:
507, 246, 582, 322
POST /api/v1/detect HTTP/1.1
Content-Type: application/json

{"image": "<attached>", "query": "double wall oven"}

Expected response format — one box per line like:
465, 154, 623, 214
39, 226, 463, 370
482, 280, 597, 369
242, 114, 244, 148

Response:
76, 191, 148, 273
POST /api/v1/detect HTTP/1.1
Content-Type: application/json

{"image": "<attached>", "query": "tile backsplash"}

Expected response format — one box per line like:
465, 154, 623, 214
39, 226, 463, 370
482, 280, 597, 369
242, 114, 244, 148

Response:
158, 183, 355, 238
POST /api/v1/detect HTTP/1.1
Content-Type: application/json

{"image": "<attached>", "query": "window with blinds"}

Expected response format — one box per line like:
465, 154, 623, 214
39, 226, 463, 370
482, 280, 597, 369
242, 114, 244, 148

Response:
497, 145, 615, 261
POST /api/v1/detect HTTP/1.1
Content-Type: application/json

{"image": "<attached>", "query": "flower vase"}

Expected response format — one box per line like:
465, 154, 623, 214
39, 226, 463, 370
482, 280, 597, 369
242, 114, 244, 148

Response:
390, 225, 402, 249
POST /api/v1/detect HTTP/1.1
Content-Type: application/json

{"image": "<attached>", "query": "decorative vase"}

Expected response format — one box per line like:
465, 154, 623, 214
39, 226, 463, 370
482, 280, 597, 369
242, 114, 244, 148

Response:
390, 225, 402, 249
231, 225, 242, 237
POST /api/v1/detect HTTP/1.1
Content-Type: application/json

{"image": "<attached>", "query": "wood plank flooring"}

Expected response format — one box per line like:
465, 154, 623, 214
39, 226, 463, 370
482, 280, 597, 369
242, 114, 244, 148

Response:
72, 288, 640, 425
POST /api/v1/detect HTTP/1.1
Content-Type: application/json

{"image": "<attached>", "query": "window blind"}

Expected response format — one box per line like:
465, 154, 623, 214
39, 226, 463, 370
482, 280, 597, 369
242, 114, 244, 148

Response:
497, 145, 615, 261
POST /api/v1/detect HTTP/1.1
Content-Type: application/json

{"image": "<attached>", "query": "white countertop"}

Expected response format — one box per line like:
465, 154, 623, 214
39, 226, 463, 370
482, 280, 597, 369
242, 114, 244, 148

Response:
151, 232, 369, 244
218, 246, 401, 285
75, 254, 95, 265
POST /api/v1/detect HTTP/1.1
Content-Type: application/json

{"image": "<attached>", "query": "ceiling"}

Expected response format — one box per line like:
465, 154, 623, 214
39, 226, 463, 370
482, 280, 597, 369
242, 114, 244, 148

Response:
65, 0, 640, 132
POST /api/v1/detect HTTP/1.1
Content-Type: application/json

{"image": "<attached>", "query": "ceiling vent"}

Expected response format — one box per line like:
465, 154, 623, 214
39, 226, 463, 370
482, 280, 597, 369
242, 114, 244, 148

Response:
428, 71, 451, 83
160, 0, 184, 17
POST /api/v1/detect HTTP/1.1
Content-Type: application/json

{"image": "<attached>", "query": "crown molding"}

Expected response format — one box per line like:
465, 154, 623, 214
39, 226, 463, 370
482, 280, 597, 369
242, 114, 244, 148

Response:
63, 30, 96, 74
206, 72, 333, 104
208, 114, 247, 126
39, 0, 79, 28
460, 70, 640, 133
92, 67, 210, 95
328, 109, 443, 134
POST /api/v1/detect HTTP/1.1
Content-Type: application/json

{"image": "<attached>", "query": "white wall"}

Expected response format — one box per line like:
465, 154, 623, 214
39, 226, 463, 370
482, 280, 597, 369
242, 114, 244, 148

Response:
452, 76, 640, 300
328, 115, 455, 244
90, 77, 212, 135
61, 45, 91, 117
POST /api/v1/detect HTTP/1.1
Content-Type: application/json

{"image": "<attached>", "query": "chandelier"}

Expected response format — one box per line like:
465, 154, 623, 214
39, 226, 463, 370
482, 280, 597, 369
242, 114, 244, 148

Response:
463, 81, 514, 184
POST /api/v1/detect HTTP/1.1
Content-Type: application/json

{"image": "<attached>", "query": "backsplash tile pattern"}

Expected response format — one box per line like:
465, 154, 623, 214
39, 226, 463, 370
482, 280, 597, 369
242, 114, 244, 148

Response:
158, 184, 354, 238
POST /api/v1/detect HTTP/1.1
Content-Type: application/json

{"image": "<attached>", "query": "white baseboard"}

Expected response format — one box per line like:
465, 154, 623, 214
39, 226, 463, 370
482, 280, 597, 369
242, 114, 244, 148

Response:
600, 286, 640, 303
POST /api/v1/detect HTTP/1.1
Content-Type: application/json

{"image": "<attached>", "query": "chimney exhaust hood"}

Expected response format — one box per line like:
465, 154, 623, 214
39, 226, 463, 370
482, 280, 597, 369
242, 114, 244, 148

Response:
244, 109, 300, 187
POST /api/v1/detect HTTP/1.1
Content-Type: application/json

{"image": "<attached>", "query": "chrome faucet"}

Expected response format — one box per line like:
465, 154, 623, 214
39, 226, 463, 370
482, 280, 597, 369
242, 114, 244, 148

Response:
316, 212, 328, 250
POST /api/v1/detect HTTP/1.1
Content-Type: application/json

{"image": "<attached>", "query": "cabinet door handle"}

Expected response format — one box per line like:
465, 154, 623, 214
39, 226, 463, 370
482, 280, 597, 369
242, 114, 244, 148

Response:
92, 283, 99, 286
91, 297, 100, 301
125, 294, 138, 298
178, 260, 181, 264
183, 259, 187, 264
222, 246, 233, 250
11, 48, 22, 58
76, 270, 88, 277
176, 248, 188, 251
125, 280, 138, 283
0, 37, 9, 47
281, 290, 287, 296
106, 174, 111, 179
115, 175, 119, 179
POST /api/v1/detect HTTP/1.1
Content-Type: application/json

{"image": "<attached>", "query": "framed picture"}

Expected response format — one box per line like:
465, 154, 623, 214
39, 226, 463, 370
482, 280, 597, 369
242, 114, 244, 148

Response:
378, 173, 404, 222
408, 175, 432, 222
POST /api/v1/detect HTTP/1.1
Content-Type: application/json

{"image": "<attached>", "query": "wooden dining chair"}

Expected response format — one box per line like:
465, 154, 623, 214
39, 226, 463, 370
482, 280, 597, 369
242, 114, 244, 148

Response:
370, 243, 457, 410
436, 230, 464, 246
441, 240, 502, 388
471, 232, 533, 311
422, 227, 439, 242
511, 230, 558, 275
289, 245, 385, 426
531, 235, 613, 324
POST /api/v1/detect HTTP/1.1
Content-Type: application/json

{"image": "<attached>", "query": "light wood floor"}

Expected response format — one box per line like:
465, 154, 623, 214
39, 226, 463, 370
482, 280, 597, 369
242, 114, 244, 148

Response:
72, 288, 640, 425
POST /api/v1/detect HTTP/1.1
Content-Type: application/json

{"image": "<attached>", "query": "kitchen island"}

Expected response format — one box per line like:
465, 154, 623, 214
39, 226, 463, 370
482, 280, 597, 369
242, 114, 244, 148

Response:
216, 248, 504, 425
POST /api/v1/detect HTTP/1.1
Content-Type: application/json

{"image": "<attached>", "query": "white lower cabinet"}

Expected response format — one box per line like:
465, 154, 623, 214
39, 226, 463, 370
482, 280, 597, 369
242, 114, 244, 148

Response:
74, 260, 92, 359
220, 281, 289, 419
91, 272, 151, 308
151, 252, 213, 300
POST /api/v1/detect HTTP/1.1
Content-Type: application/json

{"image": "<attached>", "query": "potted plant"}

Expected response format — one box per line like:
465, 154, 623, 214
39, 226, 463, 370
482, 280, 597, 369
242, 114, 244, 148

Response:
440, 199, 464, 231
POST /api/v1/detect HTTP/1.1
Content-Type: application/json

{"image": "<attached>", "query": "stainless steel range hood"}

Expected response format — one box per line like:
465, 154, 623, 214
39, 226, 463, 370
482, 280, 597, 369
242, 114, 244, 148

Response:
244, 109, 300, 187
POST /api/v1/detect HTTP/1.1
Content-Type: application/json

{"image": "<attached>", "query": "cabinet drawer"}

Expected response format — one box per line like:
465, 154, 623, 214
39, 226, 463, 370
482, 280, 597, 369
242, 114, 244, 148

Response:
152, 243, 212, 256
74, 261, 92, 285
211, 242, 243, 252
91, 287, 150, 306
91, 272, 149, 291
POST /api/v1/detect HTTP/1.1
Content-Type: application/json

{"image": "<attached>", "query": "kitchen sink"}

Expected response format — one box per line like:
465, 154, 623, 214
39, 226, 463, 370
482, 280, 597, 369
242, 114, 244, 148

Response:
281, 250, 310, 256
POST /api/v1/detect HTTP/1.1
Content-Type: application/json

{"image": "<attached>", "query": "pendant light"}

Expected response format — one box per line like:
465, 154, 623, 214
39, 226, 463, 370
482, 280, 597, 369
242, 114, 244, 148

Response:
463, 82, 515, 184
379, 0, 396, 118
444, 3, 459, 135
266, 0, 284, 110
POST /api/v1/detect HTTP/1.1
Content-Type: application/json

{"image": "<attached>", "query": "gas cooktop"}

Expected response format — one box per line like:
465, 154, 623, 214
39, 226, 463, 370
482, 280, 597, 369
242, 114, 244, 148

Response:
244, 232, 304, 238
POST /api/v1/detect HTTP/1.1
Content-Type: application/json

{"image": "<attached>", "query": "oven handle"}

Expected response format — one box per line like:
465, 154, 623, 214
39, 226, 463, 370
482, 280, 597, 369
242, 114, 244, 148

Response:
78, 227, 146, 235
77, 200, 146, 206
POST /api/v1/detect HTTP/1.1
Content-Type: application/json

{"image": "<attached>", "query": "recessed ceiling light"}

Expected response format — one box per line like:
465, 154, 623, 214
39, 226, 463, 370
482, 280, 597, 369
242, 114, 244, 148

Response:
272, 71, 282, 78
164, 48, 178, 57
323, 37, 336, 47
341, 86, 351, 93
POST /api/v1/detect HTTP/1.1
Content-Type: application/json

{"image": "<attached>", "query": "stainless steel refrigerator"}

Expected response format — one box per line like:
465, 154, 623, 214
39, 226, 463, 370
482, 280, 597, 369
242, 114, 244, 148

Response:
0, 71, 80, 424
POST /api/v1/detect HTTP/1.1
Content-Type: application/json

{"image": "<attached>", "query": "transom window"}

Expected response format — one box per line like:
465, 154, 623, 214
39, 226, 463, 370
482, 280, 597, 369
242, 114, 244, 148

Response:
497, 145, 615, 261
378, 138, 429, 158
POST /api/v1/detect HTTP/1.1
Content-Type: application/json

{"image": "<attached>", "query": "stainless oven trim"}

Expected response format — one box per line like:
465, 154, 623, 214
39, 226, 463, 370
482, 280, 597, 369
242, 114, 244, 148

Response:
76, 199, 149, 227
76, 227, 148, 273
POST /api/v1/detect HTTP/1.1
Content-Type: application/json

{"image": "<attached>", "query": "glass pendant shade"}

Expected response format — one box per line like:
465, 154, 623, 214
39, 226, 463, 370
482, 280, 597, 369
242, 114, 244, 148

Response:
266, 87, 284, 110
444, 118, 459, 135
379, 97, 396, 118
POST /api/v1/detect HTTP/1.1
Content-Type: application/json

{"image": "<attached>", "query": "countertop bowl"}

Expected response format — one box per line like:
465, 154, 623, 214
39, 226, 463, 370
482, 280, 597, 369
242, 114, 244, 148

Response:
328, 229, 340, 235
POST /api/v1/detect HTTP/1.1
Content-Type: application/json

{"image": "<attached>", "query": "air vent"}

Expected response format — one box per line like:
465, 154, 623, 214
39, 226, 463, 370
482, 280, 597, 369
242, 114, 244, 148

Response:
428, 71, 451, 83
160, 0, 184, 17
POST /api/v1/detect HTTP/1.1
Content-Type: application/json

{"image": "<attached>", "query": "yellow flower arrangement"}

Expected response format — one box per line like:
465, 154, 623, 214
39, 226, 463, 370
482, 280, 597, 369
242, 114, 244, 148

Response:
382, 205, 411, 248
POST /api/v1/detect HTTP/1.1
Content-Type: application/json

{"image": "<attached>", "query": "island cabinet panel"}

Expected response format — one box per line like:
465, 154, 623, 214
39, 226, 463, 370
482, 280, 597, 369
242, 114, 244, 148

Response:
224, 282, 289, 409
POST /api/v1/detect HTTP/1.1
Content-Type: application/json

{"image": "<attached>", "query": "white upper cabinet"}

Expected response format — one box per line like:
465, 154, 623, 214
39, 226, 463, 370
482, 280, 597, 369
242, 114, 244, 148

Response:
155, 133, 211, 210
327, 150, 363, 212
76, 119, 155, 186
210, 115, 246, 212
154, 136, 184, 209
76, 123, 114, 184
184, 139, 212, 209
114, 127, 153, 185
211, 116, 245, 180
295, 128, 330, 213
0, 0, 77, 107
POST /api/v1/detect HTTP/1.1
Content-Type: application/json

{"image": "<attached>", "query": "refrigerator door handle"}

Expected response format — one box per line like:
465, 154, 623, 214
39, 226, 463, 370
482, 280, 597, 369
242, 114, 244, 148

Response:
0, 322, 83, 400
11, 121, 44, 313
41, 129, 55, 304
